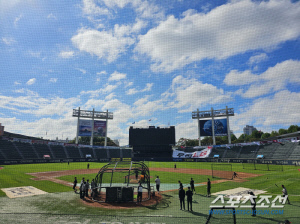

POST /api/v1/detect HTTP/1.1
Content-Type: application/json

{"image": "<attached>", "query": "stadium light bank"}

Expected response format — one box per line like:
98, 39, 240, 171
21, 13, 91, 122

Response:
72, 107, 113, 146
192, 106, 234, 146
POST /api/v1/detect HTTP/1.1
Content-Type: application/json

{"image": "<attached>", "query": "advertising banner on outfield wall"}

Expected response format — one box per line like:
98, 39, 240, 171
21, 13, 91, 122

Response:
199, 119, 228, 136
192, 146, 212, 158
173, 147, 212, 158
79, 119, 107, 137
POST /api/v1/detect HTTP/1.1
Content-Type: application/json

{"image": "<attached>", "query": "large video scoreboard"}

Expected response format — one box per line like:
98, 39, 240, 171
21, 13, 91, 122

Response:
129, 126, 175, 146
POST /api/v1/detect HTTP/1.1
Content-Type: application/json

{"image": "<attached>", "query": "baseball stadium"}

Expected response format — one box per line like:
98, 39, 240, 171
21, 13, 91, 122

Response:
1, 1, 300, 224
1, 123, 300, 224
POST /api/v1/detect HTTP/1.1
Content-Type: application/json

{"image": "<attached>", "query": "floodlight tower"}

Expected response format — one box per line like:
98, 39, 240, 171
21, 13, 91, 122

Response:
72, 107, 113, 146
192, 106, 234, 146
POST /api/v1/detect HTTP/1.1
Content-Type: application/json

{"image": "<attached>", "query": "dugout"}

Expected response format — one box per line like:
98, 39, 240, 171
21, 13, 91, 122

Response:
94, 161, 151, 203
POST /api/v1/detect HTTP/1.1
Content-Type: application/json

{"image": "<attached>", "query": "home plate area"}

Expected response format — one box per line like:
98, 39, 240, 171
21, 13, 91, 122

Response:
1, 186, 47, 198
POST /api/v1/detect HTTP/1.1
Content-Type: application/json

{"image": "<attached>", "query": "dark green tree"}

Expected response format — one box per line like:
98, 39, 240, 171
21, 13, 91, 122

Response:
176, 138, 198, 147
261, 132, 271, 139
231, 134, 237, 142
270, 131, 279, 137
288, 125, 299, 133
69, 136, 117, 146
278, 129, 288, 135
237, 134, 251, 143
251, 130, 263, 139
201, 136, 213, 146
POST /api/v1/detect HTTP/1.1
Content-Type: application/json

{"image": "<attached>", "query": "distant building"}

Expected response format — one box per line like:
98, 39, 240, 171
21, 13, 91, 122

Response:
243, 125, 257, 135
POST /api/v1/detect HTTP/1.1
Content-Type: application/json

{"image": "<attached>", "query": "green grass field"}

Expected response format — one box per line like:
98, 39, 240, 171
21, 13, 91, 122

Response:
0, 161, 300, 224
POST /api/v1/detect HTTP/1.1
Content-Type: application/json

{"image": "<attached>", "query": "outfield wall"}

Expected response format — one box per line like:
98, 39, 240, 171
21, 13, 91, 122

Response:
0, 158, 110, 165
172, 157, 300, 165
1, 157, 300, 165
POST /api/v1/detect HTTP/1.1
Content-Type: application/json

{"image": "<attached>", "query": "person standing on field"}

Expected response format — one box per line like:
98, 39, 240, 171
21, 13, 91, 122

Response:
207, 178, 211, 197
155, 176, 161, 194
91, 179, 97, 199
80, 181, 85, 199
85, 179, 90, 197
137, 182, 143, 204
186, 187, 193, 212
179, 186, 185, 210
282, 185, 291, 204
190, 178, 195, 194
73, 177, 77, 192
178, 180, 183, 190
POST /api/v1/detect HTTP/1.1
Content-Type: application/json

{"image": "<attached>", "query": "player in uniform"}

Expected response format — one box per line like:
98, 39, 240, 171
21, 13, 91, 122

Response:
282, 185, 291, 204
155, 176, 160, 194
207, 178, 211, 197
190, 178, 195, 194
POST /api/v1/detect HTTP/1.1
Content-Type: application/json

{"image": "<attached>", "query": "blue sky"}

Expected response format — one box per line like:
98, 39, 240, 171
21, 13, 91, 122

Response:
0, 0, 299, 145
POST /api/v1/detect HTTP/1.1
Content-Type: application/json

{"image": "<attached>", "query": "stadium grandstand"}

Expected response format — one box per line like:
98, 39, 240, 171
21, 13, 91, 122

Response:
1, 130, 300, 165
0, 131, 129, 164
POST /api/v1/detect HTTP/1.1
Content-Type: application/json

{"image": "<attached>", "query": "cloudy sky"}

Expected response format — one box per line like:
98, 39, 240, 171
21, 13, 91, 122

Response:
0, 0, 299, 145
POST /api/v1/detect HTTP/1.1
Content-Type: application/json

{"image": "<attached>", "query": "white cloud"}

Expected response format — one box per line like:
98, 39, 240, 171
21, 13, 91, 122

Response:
126, 88, 138, 95
2, 37, 16, 45
224, 70, 260, 86
14, 81, 21, 85
232, 90, 300, 135
135, 0, 300, 72
101, 0, 164, 20
26, 78, 36, 85
82, 0, 109, 16
49, 78, 57, 83
224, 60, 300, 98
28, 51, 41, 58
76, 68, 86, 74
163, 75, 232, 112
114, 19, 147, 37
72, 28, 135, 62
124, 81, 133, 88
80, 84, 118, 97
0, 92, 79, 117
108, 71, 127, 81
175, 121, 198, 140
0, 115, 78, 141
47, 13, 57, 20
142, 83, 153, 92
97, 71, 107, 75
102, 0, 130, 9
14, 14, 23, 26
59, 51, 75, 58
105, 93, 116, 100
126, 83, 153, 95
134, 97, 165, 116
133, 0, 164, 19
248, 53, 268, 65
14, 88, 38, 96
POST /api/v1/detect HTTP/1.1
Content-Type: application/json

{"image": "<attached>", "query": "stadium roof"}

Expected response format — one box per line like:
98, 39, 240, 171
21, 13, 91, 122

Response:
265, 131, 300, 141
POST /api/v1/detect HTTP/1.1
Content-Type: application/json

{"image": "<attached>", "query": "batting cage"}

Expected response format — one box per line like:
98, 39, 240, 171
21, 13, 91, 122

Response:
94, 161, 151, 203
